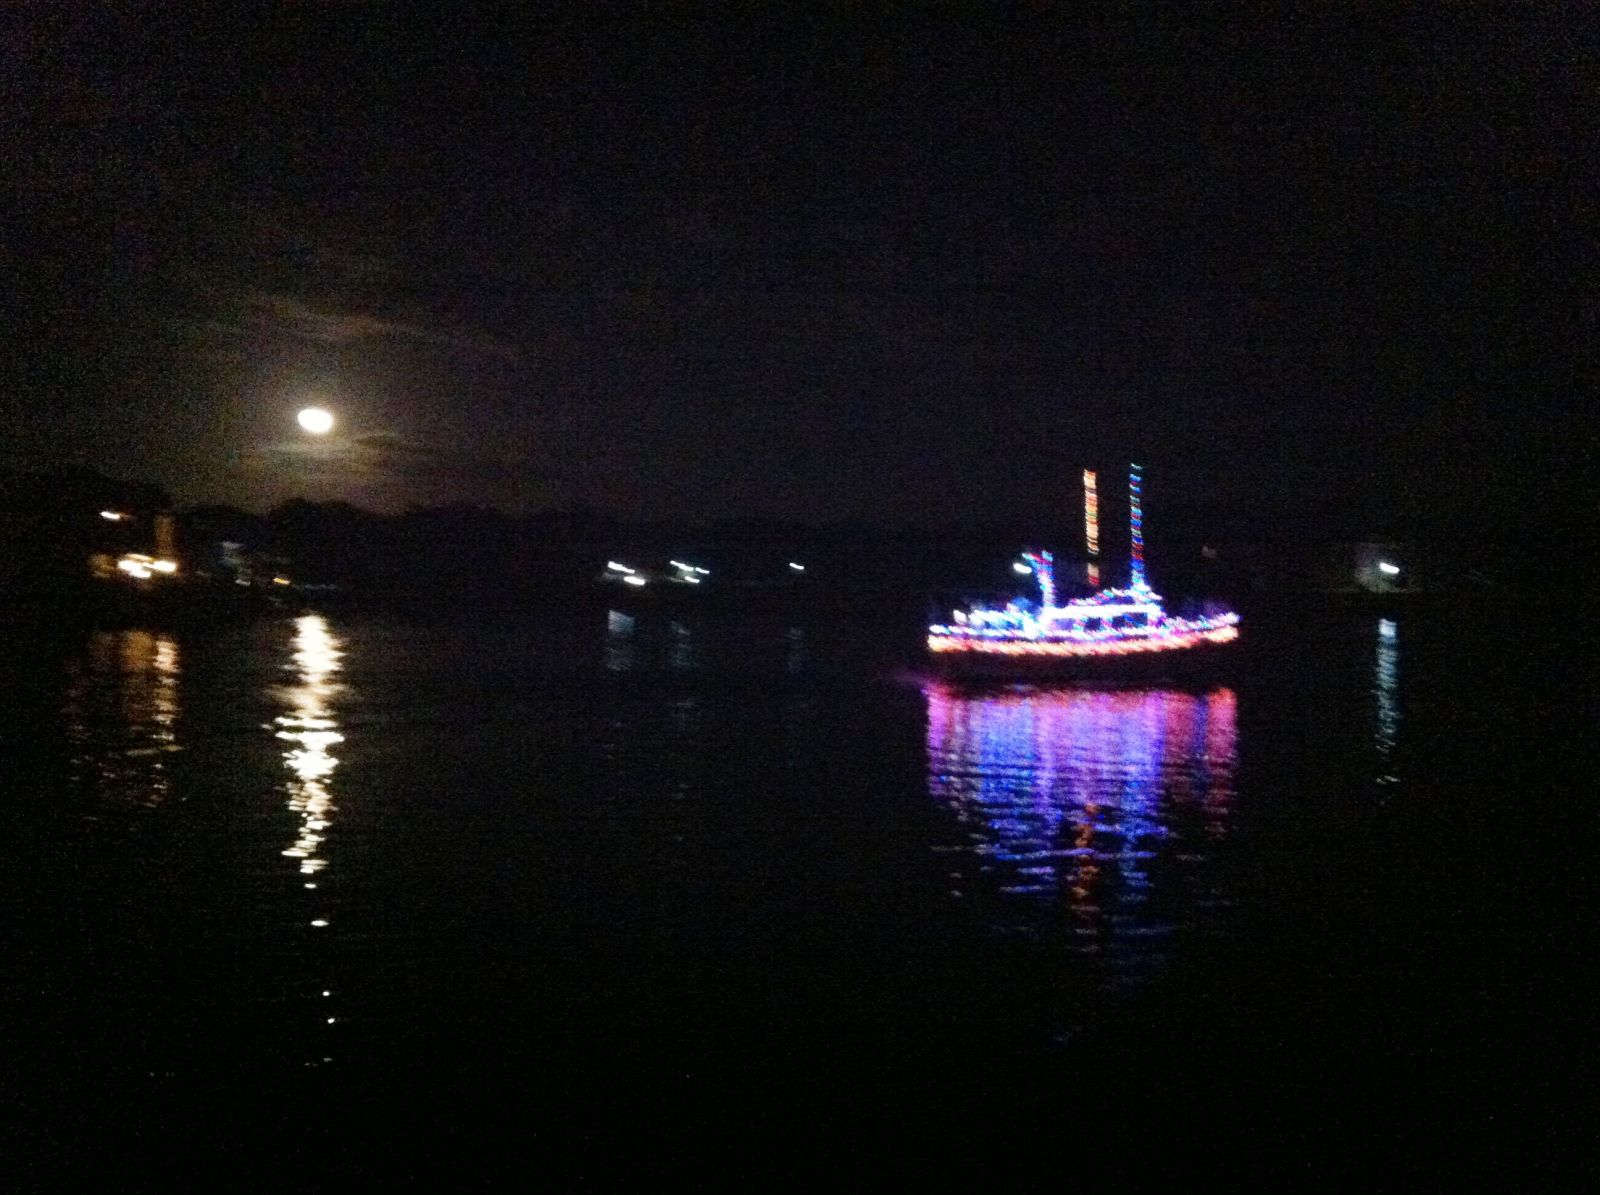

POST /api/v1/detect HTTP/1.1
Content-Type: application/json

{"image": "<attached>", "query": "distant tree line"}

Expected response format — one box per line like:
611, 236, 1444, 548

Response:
6, 462, 1551, 606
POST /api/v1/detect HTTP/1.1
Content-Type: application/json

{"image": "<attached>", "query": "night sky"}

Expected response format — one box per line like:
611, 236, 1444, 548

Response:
4, 5, 1591, 526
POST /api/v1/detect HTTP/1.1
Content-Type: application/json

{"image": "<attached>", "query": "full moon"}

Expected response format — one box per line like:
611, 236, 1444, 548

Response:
297, 407, 335, 435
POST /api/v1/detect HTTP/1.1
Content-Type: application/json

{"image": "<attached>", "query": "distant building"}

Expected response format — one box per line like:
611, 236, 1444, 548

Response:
154, 512, 177, 561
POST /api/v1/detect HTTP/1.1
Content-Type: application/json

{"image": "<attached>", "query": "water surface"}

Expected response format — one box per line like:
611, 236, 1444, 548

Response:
2, 600, 1580, 1181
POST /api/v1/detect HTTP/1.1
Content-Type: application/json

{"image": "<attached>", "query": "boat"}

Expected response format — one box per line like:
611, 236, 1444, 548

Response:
927, 465, 1240, 679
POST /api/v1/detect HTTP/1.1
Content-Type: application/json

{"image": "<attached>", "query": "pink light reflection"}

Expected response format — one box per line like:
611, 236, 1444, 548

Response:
925, 683, 1238, 950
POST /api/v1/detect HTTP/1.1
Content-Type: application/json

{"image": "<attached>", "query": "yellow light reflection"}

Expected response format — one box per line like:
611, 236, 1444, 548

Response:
275, 615, 345, 882
63, 629, 182, 809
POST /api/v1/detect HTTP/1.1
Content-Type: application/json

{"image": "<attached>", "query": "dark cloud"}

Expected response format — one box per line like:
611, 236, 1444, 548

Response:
351, 431, 421, 455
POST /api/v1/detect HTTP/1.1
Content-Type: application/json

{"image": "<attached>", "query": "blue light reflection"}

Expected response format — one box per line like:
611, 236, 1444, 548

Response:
1374, 618, 1400, 787
605, 610, 636, 673
925, 684, 1237, 972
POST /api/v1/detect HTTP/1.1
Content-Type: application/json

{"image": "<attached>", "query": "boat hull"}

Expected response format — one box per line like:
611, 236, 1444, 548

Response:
926, 637, 1239, 683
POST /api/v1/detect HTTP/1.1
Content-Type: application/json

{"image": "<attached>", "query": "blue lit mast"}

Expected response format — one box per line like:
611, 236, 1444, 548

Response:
1129, 463, 1146, 590
1021, 550, 1056, 609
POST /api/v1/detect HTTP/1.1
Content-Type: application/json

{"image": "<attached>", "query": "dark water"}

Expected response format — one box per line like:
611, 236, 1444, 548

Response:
2, 599, 1588, 1182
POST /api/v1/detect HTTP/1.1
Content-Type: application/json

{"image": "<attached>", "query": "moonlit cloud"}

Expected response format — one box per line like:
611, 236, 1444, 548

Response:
232, 291, 522, 364
251, 429, 523, 493
248, 293, 429, 345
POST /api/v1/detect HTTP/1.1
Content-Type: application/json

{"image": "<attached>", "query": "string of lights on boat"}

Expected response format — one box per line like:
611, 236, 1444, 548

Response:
927, 464, 1240, 659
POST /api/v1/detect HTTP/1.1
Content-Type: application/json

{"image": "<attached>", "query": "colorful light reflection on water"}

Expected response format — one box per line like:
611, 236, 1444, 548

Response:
926, 684, 1237, 976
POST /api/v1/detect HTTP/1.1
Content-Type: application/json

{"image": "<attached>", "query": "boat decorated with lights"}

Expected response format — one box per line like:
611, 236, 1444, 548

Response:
928, 465, 1240, 678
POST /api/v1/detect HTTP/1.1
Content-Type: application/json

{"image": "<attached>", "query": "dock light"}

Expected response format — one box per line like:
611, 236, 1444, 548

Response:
605, 561, 635, 575
1013, 561, 1032, 575
100, 510, 128, 521
1378, 561, 1400, 576
622, 574, 647, 587
788, 562, 805, 572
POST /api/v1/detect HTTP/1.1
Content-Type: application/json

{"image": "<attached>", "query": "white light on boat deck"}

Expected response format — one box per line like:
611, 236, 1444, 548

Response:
605, 561, 635, 574
788, 562, 805, 571
100, 510, 127, 521
1378, 561, 1400, 575
623, 574, 647, 587
1013, 562, 1032, 574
